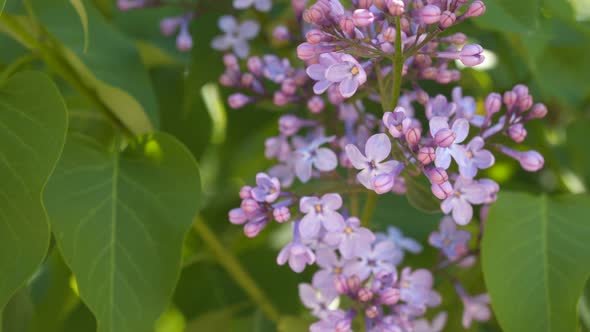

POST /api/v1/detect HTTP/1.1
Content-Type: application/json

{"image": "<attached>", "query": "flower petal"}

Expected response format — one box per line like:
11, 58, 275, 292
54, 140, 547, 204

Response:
452, 118, 470, 143
429, 116, 449, 136
314, 148, 338, 171
300, 213, 321, 239
322, 193, 343, 210
325, 63, 352, 82
339, 77, 359, 98
239, 20, 261, 39
452, 198, 473, 225
365, 133, 391, 162
218, 15, 237, 32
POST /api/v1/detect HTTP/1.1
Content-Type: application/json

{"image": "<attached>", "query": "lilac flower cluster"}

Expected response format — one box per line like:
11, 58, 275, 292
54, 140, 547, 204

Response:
119, 0, 548, 330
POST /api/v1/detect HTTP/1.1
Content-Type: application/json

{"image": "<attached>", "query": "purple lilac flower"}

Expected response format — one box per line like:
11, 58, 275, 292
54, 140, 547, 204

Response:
312, 248, 349, 296
233, 0, 271, 12
413, 312, 447, 332
251, 172, 281, 203
323, 216, 376, 259
371, 315, 403, 332
307, 52, 367, 98
399, 268, 441, 311
383, 108, 413, 138
375, 226, 422, 265
299, 283, 337, 319
452, 87, 484, 127
299, 194, 345, 239
461, 294, 491, 328
262, 55, 292, 83
455, 136, 495, 178
429, 117, 469, 169
310, 310, 353, 332
211, 16, 260, 58
345, 133, 401, 190
425, 95, 456, 119
441, 177, 489, 225
344, 240, 397, 281
294, 136, 338, 182
428, 217, 471, 261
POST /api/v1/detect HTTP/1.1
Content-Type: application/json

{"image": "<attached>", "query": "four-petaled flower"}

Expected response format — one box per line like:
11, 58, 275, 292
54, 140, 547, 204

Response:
429, 117, 469, 169
441, 177, 489, 225
428, 217, 471, 260
461, 294, 491, 328
383, 108, 413, 138
294, 136, 338, 183
211, 16, 260, 58
376, 226, 423, 265
233, 0, 271, 12
299, 194, 345, 239
324, 216, 376, 259
299, 283, 337, 319
307, 53, 367, 98
344, 240, 398, 281
251, 172, 281, 203
455, 136, 495, 178
346, 133, 401, 190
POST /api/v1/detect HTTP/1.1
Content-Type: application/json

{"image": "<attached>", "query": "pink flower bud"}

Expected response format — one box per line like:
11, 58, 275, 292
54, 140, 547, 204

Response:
241, 73, 255, 88
297, 43, 317, 61
418, 147, 436, 164
382, 27, 396, 43
279, 115, 303, 136
281, 78, 297, 95
273, 207, 291, 223
508, 124, 527, 143
428, 167, 449, 184
303, 7, 324, 24
240, 186, 253, 199
440, 10, 456, 28
465, 0, 486, 17
244, 220, 267, 238
373, 0, 386, 9
347, 275, 361, 294
160, 17, 182, 36
519, 150, 544, 172
228, 93, 252, 109
450, 33, 467, 44
176, 27, 193, 51
358, 0, 373, 9
485, 93, 502, 115
431, 181, 453, 199
459, 44, 484, 66
365, 306, 379, 319
229, 208, 248, 225
372, 173, 395, 194
274, 91, 289, 106
358, 288, 374, 302
513, 84, 529, 99
528, 103, 548, 119
421, 5, 441, 25
223, 53, 239, 69
241, 199, 260, 214
335, 275, 349, 294
416, 90, 429, 104
219, 73, 237, 87
353, 9, 375, 27
387, 0, 405, 16
272, 25, 290, 42
503, 91, 517, 108
379, 287, 400, 305
306, 29, 325, 44
518, 95, 533, 111
405, 127, 421, 146
436, 69, 453, 84
308, 96, 325, 113
247, 56, 263, 75
434, 128, 456, 147
339, 17, 355, 35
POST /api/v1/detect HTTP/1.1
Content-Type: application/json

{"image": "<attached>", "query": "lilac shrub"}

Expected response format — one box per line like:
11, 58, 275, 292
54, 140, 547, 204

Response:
122, 0, 547, 330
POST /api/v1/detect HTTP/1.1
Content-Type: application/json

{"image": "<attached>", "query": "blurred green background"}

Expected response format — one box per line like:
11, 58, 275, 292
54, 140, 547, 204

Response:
1, 0, 589, 331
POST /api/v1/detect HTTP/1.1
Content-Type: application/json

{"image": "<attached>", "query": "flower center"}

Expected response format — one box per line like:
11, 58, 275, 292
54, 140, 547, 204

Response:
315, 204, 323, 213
344, 227, 353, 234
350, 66, 360, 76
467, 150, 473, 159
368, 160, 377, 169
334, 267, 342, 274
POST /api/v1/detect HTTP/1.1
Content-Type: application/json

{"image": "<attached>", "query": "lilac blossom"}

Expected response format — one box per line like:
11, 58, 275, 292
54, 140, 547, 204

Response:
233, 0, 271, 12
294, 136, 338, 182
452, 87, 484, 127
376, 226, 422, 265
455, 136, 495, 178
428, 217, 471, 261
299, 194, 345, 239
307, 53, 367, 98
461, 294, 492, 328
383, 108, 413, 138
299, 283, 337, 319
211, 16, 260, 58
312, 248, 349, 295
277, 222, 316, 273
399, 268, 441, 311
262, 55, 292, 83
344, 240, 397, 281
323, 217, 376, 259
310, 310, 353, 332
345, 134, 401, 190
251, 172, 281, 203
441, 177, 489, 225
413, 312, 447, 332
429, 117, 469, 169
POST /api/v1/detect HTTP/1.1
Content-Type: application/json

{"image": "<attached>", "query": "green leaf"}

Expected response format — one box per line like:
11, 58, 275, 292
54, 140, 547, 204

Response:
68, 0, 89, 53
0, 0, 5, 15
30, 0, 159, 134
404, 175, 441, 213
0, 71, 68, 309
277, 316, 314, 332
482, 192, 590, 332
44, 132, 201, 332
473, 0, 540, 33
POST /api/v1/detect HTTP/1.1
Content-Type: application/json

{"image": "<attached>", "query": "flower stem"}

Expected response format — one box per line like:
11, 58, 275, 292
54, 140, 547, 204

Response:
361, 192, 378, 227
192, 217, 281, 322
391, 16, 404, 109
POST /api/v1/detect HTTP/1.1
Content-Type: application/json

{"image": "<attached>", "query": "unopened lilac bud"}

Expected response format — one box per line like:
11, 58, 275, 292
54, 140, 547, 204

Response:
281, 79, 297, 96
339, 17, 355, 35
176, 25, 193, 51
228, 93, 252, 109
247, 56, 263, 76
519, 151, 544, 172
507, 124, 527, 143
229, 208, 248, 225
387, 0, 405, 16
306, 29, 325, 44
347, 275, 361, 294
518, 95, 533, 111
418, 146, 436, 164
244, 219, 267, 238
428, 167, 448, 184
358, 288, 374, 302
382, 27, 396, 43
353, 9, 375, 27
335, 275, 349, 294
297, 43, 316, 61
432, 181, 453, 199
372, 173, 395, 194
240, 186, 253, 199
160, 17, 182, 36
358, 0, 373, 9
379, 287, 400, 305
274, 91, 289, 106
303, 7, 324, 24
421, 5, 441, 25
434, 128, 456, 147
118, 0, 146, 11
485, 93, 502, 115
513, 84, 529, 99
422, 67, 438, 80
465, 0, 486, 17
405, 127, 421, 147
272, 26, 290, 42
450, 33, 467, 45
241, 73, 255, 88
459, 44, 484, 66
219, 73, 237, 87
279, 115, 303, 136
528, 103, 548, 119
436, 70, 453, 84
373, 0, 386, 9
308, 96, 325, 114
365, 306, 379, 319
416, 90, 429, 104
504, 91, 517, 108
273, 207, 291, 223
241, 199, 260, 214
440, 10, 456, 28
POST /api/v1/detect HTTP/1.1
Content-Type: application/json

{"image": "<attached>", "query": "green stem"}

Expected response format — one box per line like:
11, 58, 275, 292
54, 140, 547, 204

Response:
361, 192, 378, 227
580, 293, 590, 330
391, 16, 404, 109
0, 53, 37, 82
192, 218, 281, 322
